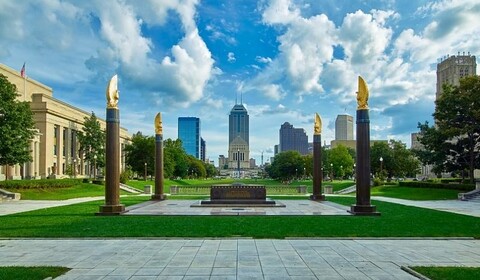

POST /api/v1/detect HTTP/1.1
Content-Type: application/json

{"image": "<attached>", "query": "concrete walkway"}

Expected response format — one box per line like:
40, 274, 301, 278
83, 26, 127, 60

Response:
370, 196, 480, 217
1, 238, 479, 279
0, 196, 104, 216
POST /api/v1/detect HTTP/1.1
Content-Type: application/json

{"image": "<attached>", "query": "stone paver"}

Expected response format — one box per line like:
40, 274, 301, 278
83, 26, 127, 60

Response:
1, 239, 479, 279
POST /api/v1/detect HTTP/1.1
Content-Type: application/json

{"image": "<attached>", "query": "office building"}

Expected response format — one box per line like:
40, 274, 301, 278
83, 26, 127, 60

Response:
178, 117, 201, 159
228, 103, 250, 169
200, 137, 206, 162
436, 52, 476, 100
279, 122, 308, 155
0, 63, 130, 180
335, 114, 354, 140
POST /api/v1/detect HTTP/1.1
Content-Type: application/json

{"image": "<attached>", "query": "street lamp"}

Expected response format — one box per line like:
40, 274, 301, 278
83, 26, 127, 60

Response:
303, 167, 306, 179
237, 148, 240, 178
144, 162, 147, 181
93, 154, 97, 179
73, 159, 77, 178
330, 163, 333, 181
340, 165, 343, 180
379, 157, 383, 174
295, 168, 298, 180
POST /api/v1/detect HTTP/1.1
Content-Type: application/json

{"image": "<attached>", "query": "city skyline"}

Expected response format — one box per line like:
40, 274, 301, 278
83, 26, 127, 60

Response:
1, 0, 479, 165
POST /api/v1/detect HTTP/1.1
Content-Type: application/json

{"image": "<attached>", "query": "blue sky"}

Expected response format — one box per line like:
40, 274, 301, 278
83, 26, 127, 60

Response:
1, 0, 479, 165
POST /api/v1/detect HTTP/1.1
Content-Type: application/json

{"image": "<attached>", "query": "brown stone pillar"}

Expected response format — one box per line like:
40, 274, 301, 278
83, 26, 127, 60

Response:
152, 133, 166, 200
310, 134, 325, 200
97, 107, 126, 215
349, 109, 380, 215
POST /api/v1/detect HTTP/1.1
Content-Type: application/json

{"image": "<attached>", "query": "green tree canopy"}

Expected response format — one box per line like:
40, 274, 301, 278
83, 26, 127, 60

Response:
329, 145, 354, 179
0, 74, 35, 170
124, 132, 155, 179
416, 76, 480, 182
164, 138, 188, 178
77, 112, 105, 168
371, 140, 420, 179
266, 150, 304, 182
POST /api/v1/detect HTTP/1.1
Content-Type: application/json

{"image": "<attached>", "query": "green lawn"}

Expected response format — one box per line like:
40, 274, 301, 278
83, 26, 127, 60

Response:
371, 185, 462, 200
411, 266, 480, 280
0, 266, 70, 280
12, 183, 130, 200
1, 196, 478, 238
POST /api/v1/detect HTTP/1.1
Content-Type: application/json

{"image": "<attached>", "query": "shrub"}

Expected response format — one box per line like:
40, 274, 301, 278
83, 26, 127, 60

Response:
399, 181, 474, 191
373, 178, 383, 186
120, 169, 132, 184
0, 179, 83, 190
92, 180, 104, 185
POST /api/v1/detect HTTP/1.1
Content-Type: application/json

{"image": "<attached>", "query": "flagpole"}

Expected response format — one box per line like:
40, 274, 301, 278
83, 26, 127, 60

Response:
24, 73, 26, 101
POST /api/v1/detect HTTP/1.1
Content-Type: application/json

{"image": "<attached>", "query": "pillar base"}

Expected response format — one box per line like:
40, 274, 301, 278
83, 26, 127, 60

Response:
96, 204, 127, 216
309, 194, 325, 201
348, 204, 381, 216
151, 194, 167, 200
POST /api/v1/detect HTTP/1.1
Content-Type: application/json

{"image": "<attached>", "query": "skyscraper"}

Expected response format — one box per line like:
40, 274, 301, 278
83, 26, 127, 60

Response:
279, 122, 308, 155
436, 52, 476, 100
335, 114, 354, 140
228, 103, 250, 169
200, 137, 206, 162
178, 117, 200, 159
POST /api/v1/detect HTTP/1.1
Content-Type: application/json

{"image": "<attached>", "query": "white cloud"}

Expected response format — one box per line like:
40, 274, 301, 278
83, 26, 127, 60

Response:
227, 52, 236, 62
255, 56, 272, 63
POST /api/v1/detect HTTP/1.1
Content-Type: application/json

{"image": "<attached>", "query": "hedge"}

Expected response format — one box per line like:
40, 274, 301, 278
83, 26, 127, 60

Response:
399, 181, 475, 191
0, 179, 83, 190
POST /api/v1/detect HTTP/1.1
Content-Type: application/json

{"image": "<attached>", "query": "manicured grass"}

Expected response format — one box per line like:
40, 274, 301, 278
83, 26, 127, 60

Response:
13, 183, 130, 200
1, 196, 479, 238
371, 185, 462, 200
411, 266, 480, 280
0, 266, 70, 280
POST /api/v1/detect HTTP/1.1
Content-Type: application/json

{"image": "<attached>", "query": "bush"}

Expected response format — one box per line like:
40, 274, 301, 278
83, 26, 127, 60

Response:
92, 180, 104, 185
373, 178, 383, 186
399, 181, 474, 191
120, 169, 132, 184
0, 179, 83, 190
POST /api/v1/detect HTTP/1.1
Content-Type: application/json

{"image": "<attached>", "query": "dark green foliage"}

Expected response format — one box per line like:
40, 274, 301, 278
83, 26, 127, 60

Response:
120, 168, 132, 183
0, 74, 36, 168
399, 181, 474, 191
417, 76, 480, 183
266, 150, 305, 181
0, 179, 83, 189
0, 266, 70, 280
371, 140, 420, 178
77, 112, 105, 170
164, 138, 188, 178
411, 266, 480, 280
124, 132, 155, 179
329, 145, 354, 178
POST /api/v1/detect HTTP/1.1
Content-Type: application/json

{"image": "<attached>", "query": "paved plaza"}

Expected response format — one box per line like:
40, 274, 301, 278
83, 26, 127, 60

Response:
1, 238, 480, 279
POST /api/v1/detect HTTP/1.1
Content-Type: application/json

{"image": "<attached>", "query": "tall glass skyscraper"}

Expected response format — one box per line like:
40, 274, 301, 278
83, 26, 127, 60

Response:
178, 117, 200, 159
228, 103, 250, 169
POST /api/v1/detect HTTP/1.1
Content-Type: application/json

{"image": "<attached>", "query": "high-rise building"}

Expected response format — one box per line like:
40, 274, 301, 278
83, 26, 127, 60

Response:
218, 155, 227, 169
335, 114, 354, 140
279, 122, 308, 155
436, 52, 476, 100
228, 103, 250, 169
200, 137, 206, 162
178, 117, 200, 159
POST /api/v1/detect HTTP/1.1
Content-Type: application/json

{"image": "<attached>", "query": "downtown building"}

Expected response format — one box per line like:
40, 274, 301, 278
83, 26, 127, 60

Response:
227, 103, 250, 169
335, 114, 354, 140
278, 122, 308, 155
436, 52, 476, 100
0, 63, 130, 180
178, 117, 201, 159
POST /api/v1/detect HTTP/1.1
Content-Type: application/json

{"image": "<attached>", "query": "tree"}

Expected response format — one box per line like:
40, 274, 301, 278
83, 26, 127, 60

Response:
266, 151, 304, 182
123, 132, 155, 179
77, 112, 105, 176
187, 155, 206, 178
203, 162, 217, 178
433, 76, 480, 183
371, 140, 420, 179
164, 138, 188, 178
329, 145, 354, 179
0, 74, 36, 178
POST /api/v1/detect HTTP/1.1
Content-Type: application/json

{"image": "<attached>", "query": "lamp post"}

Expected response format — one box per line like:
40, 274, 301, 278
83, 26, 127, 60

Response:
303, 167, 306, 180
144, 162, 147, 181
340, 165, 343, 180
93, 154, 97, 179
330, 163, 333, 181
380, 157, 383, 174
353, 163, 356, 181
295, 168, 298, 180
73, 159, 77, 178
237, 148, 240, 179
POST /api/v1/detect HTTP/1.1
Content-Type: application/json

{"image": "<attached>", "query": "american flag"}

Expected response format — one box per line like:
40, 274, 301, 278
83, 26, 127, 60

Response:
20, 63, 25, 78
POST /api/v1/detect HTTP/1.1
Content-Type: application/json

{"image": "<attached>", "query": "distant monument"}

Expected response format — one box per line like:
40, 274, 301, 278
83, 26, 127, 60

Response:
310, 113, 325, 200
152, 112, 166, 200
349, 76, 380, 216
97, 75, 126, 215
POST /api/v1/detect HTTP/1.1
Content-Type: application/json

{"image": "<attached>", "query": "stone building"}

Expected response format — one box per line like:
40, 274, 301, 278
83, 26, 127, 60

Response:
0, 63, 130, 180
